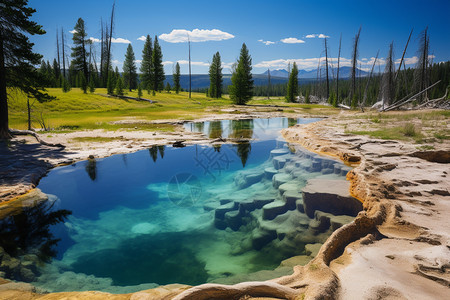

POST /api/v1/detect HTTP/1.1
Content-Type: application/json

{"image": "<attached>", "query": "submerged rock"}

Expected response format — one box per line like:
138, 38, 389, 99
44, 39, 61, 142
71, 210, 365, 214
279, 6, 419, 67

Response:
302, 179, 362, 218
262, 201, 288, 220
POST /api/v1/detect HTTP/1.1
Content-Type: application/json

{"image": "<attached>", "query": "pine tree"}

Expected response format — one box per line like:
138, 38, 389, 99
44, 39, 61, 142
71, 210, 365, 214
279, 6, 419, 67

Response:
80, 72, 87, 93
52, 58, 60, 85
123, 44, 137, 91
165, 82, 171, 93
71, 18, 90, 81
209, 52, 223, 98
140, 35, 153, 92
229, 43, 253, 105
88, 75, 95, 93
0, 0, 53, 138
107, 70, 114, 95
137, 83, 143, 99
173, 62, 181, 94
115, 76, 124, 96
151, 36, 165, 92
62, 77, 71, 93
286, 62, 299, 102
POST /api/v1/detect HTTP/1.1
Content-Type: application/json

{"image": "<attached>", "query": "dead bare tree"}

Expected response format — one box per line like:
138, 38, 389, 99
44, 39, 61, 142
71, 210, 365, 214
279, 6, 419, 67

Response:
105, 1, 115, 85
188, 35, 192, 99
100, 19, 104, 84
350, 27, 361, 105
381, 42, 395, 109
395, 28, 413, 81
414, 27, 430, 103
362, 51, 379, 107
61, 28, 66, 78
56, 28, 61, 80
324, 38, 329, 100
336, 33, 342, 105
381, 80, 441, 112
315, 58, 321, 100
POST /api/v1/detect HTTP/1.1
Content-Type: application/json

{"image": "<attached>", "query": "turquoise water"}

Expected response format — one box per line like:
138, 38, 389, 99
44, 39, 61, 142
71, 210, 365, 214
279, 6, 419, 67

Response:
0, 117, 357, 294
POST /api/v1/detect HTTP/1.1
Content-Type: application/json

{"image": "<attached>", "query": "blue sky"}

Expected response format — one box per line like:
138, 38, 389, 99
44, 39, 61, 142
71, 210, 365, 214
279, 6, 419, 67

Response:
29, 0, 450, 75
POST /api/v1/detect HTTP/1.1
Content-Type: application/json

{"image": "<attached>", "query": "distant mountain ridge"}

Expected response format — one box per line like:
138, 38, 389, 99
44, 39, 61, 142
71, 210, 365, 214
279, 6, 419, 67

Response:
262, 66, 368, 79
163, 67, 365, 90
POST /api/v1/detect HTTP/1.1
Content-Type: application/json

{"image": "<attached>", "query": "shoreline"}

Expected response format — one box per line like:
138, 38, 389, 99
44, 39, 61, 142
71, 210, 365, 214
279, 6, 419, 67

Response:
0, 111, 449, 299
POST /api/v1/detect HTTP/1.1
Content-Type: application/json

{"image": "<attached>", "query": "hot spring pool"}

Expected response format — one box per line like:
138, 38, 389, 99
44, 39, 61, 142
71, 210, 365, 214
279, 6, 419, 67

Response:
0, 117, 361, 294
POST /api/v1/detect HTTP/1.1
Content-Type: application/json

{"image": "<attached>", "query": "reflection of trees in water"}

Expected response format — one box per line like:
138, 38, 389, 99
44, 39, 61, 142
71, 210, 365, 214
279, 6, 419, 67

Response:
234, 142, 251, 167
229, 119, 254, 139
288, 118, 298, 127
229, 120, 253, 167
85, 158, 97, 181
208, 121, 223, 139
0, 199, 71, 281
158, 145, 165, 159
194, 122, 205, 133
149, 145, 166, 162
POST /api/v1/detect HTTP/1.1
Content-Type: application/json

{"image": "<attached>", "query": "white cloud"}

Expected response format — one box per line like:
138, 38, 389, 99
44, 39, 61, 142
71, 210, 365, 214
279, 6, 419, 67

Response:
135, 60, 142, 64
305, 33, 330, 38
258, 39, 275, 45
162, 61, 174, 66
255, 55, 422, 71
396, 56, 418, 65
112, 59, 122, 66
89, 37, 101, 43
137, 36, 146, 41
176, 60, 210, 67
281, 37, 305, 44
159, 29, 234, 43
69, 30, 77, 34
111, 37, 131, 44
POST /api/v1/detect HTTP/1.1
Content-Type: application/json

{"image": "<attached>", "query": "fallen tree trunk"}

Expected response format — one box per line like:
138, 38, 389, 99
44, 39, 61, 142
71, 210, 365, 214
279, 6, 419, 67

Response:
415, 87, 449, 109
10, 129, 66, 148
380, 80, 441, 112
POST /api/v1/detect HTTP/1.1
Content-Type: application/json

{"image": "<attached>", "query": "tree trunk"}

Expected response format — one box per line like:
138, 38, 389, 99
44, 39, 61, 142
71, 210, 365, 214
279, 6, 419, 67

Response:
62, 28, 66, 79
189, 38, 192, 99
27, 98, 32, 130
336, 34, 342, 105
0, 33, 11, 139
105, 2, 115, 86
325, 38, 329, 100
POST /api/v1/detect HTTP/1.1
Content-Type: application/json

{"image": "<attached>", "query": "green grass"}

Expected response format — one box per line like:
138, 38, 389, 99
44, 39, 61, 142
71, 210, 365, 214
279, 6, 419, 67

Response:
348, 124, 424, 142
8, 88, 340, 132
8, 88, 230, 130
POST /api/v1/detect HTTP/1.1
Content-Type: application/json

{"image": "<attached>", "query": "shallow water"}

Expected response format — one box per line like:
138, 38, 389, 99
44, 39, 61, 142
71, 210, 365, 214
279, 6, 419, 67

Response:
0, 117, 358, 294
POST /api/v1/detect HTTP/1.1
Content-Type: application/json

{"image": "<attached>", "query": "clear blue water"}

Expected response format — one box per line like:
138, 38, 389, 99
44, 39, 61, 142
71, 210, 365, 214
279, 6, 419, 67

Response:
0, 117, 357, 294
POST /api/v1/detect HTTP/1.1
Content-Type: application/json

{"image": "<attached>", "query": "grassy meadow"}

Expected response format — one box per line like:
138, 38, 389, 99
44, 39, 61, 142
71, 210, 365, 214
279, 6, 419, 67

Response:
7, 87, 448, 147
7, 88, 333, 132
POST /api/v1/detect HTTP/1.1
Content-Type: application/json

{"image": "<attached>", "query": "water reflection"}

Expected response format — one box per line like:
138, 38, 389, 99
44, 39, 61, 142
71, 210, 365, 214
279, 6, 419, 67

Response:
229, 119, 254, 139
0, 199, 71, 282
85, 158, 97, 181
234, 142, 251, 167
230, 120, 254, 167
208, 121, 223, 139
288, 118, 297, 127
149, 145, 166, 162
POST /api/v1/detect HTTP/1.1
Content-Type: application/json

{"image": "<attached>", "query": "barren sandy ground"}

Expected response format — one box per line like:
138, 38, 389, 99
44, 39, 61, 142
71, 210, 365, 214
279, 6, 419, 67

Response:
0, 110, 449, 299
